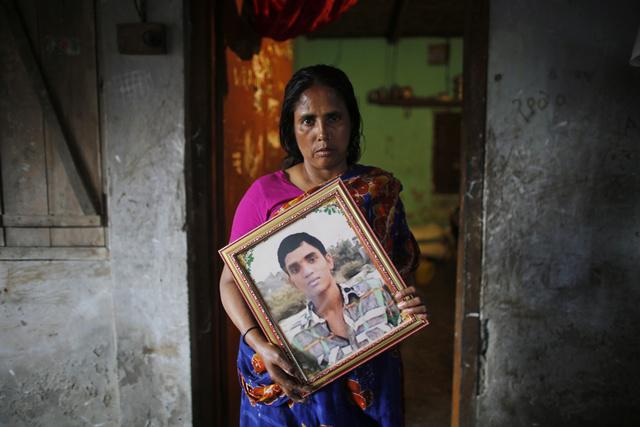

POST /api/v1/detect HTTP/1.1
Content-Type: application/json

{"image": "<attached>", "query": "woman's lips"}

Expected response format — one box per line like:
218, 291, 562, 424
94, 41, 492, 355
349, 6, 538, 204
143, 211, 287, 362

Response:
314, 148, 334, 157
307, 278, 320, 288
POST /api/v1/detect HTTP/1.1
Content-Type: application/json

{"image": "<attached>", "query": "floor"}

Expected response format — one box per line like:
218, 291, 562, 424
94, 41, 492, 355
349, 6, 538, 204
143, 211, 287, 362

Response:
402, 257, 457, 427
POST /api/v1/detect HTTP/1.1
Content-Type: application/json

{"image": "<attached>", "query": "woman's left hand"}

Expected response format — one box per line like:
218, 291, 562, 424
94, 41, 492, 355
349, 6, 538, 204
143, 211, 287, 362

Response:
394, 286, 428, 322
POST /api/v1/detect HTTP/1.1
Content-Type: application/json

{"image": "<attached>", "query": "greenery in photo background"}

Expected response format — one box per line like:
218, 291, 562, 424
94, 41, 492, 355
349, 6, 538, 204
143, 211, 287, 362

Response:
315, 202, 341, 216
240, 247, 255, 274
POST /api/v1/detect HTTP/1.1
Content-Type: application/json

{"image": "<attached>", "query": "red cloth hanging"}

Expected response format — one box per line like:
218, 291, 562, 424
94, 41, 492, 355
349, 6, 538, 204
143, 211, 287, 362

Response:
247, 0, 358, 41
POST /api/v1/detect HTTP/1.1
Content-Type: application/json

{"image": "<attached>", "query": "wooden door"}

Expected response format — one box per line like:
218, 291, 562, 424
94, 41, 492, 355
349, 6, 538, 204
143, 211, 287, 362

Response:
0, 0, 104, 259
222, 37, 292, 423
433, 112, 462, 194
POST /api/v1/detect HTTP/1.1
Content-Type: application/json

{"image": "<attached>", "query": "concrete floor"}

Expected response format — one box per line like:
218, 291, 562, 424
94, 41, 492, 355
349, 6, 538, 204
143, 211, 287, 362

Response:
402, 258, 457, 427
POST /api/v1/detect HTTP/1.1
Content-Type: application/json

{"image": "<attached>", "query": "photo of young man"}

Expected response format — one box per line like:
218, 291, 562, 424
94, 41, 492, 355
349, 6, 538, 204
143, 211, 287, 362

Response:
277, 232, 400, 376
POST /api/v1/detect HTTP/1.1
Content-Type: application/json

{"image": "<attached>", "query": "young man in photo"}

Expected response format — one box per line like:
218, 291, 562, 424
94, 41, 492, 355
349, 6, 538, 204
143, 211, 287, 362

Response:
277, 232, 400, 375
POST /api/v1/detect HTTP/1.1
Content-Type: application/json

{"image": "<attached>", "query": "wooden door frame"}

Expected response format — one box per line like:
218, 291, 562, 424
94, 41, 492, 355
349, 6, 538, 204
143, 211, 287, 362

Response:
184, 0, 489, 425
451, 0, 489, 426
184, 0, 228, 425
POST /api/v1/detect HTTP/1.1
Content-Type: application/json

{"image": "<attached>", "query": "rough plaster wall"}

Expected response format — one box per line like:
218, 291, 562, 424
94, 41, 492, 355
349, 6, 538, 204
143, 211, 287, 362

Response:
480, 1, 640, 425
99, 0, 191, 425
1, 1, 190, 425
0, 262, 120, 426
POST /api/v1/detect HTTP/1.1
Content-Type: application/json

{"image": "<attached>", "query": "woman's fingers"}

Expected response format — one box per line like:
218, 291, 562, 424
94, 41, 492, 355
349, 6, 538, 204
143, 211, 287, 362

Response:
268, 365, 306, 402
394, 286, 423, 308
394, 286, 418, 300
398, 300, 427, 313
257, 342, 310, 402
265, 345, 295, 375
265, 363, 303, 400
395, 286, 429, 320
399, 300, 429, 322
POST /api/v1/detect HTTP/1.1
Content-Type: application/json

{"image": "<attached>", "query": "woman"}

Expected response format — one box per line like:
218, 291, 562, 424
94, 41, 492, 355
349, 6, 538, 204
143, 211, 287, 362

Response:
219, 64, 427, 426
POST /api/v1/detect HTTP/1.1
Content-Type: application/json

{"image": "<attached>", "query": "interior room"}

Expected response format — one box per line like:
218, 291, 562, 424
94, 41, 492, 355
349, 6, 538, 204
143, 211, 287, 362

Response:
1, 0, 639, 426
221, 4, 463, 424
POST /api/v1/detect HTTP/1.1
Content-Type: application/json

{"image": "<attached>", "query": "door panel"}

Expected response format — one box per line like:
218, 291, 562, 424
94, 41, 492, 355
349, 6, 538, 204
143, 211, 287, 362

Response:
222, 37, 292, 422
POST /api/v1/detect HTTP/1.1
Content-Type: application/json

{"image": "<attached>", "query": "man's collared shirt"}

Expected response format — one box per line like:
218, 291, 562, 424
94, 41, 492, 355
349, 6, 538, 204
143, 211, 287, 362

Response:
279, 277, 400, 376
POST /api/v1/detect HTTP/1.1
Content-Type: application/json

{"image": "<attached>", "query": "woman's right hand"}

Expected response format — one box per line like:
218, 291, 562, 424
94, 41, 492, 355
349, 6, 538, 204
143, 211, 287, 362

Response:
248, 330, 311, 403
219, 265, 310, 402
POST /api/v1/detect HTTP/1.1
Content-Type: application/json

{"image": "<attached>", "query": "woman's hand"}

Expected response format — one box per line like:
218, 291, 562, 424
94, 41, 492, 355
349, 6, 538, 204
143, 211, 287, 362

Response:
394, 286, 428, 322
247, 330, 311, 403
220, 265, 310, 402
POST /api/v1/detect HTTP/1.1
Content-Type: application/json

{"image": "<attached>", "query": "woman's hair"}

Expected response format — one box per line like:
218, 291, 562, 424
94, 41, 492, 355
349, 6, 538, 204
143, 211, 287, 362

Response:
279, 64, 362, 168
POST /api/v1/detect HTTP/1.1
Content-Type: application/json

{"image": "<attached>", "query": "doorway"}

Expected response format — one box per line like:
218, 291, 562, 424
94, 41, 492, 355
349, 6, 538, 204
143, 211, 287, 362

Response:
293, 35, 462, 427
184, 1, 488, 425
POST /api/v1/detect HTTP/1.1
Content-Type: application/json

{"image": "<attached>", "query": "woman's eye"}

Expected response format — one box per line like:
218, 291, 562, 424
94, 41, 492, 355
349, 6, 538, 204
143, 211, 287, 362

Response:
302, 117, 314, 126
327, 113, 340, 122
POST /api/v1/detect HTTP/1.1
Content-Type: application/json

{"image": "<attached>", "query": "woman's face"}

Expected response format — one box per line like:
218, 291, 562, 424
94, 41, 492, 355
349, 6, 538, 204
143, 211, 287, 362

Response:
292, 85, 351, 172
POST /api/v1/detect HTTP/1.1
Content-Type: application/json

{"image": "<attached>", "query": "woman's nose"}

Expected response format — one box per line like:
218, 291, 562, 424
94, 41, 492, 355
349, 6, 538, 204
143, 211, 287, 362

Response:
315, 119, 328, 140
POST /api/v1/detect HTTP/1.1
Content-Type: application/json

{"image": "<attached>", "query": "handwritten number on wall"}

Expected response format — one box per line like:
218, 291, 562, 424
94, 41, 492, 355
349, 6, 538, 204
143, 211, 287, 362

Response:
513, 91, 567, 122
537, 91, 549, 110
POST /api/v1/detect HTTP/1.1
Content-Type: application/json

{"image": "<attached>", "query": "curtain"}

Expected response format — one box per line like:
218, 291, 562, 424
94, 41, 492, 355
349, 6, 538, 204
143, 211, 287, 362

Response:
247, 0, 358, 41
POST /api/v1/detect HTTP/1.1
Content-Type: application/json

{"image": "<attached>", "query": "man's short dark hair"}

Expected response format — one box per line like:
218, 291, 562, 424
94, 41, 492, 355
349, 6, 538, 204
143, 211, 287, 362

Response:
277, 232, 327, 273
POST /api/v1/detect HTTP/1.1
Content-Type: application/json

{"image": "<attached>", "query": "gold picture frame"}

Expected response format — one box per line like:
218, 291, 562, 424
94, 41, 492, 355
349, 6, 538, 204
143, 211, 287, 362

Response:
219, 179, 428, 393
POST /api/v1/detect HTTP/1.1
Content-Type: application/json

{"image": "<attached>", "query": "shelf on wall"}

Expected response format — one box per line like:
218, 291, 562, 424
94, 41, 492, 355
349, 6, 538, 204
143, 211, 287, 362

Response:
368, 97, 462, 108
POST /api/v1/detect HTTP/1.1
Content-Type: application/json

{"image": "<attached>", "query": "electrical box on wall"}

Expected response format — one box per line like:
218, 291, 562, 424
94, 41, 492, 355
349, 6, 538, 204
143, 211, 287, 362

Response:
117, 23, 166, 55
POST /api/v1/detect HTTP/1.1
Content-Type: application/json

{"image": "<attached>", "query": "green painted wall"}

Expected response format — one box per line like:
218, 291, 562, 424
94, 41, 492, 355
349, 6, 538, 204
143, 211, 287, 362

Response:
294, 37, 463, 227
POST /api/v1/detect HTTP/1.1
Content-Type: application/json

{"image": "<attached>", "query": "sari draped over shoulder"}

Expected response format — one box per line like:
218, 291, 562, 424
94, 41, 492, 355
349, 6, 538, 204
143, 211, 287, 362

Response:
235, 164, 419, 427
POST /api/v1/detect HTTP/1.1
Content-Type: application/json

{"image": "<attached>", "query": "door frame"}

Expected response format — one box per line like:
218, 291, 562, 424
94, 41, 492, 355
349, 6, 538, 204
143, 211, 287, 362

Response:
451, 0, 489, 426
184, 0, 490, 424
184, 0, 228, 425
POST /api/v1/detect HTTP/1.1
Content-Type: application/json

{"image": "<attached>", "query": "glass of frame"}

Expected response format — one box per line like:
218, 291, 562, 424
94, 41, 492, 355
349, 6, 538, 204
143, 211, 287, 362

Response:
219, 179, 428, 393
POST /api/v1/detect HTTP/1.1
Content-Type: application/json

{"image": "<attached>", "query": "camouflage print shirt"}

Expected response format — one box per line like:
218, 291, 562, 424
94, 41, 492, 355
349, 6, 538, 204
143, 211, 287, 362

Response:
278, 278, 400, 376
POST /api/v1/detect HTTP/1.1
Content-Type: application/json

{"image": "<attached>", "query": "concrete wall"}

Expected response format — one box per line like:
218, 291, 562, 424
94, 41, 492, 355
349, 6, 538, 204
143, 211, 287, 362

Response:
1, 262, 120, 425
480, 1, 640, 425
0, 1, 191, 425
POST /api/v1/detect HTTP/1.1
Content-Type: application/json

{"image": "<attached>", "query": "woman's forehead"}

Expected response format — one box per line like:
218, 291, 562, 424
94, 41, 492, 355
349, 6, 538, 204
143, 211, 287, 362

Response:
294, 85, 347, 113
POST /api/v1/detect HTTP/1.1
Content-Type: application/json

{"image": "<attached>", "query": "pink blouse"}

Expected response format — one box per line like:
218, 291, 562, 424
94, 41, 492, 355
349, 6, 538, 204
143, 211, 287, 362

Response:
229, 170, 303, 243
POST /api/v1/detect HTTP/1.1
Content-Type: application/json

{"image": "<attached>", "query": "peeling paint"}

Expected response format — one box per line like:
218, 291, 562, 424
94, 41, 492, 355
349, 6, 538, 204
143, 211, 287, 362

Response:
251, 53, 271, 112
243, 131, 264, 179
142, 344, 179, 358
267, 97, 280, 114
267, 130, 280, 149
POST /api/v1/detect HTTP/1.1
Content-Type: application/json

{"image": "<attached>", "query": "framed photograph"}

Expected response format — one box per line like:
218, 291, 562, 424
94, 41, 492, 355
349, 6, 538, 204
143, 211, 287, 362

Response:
219, 179, 428, 392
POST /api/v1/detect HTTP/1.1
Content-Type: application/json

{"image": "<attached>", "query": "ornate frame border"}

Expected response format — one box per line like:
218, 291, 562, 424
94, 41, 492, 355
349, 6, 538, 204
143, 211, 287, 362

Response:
219, 179, 428, 392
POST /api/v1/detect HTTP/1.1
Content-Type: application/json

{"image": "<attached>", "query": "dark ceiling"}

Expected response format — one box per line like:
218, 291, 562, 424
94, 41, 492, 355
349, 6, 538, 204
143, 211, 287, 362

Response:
308, 0, 465, 40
